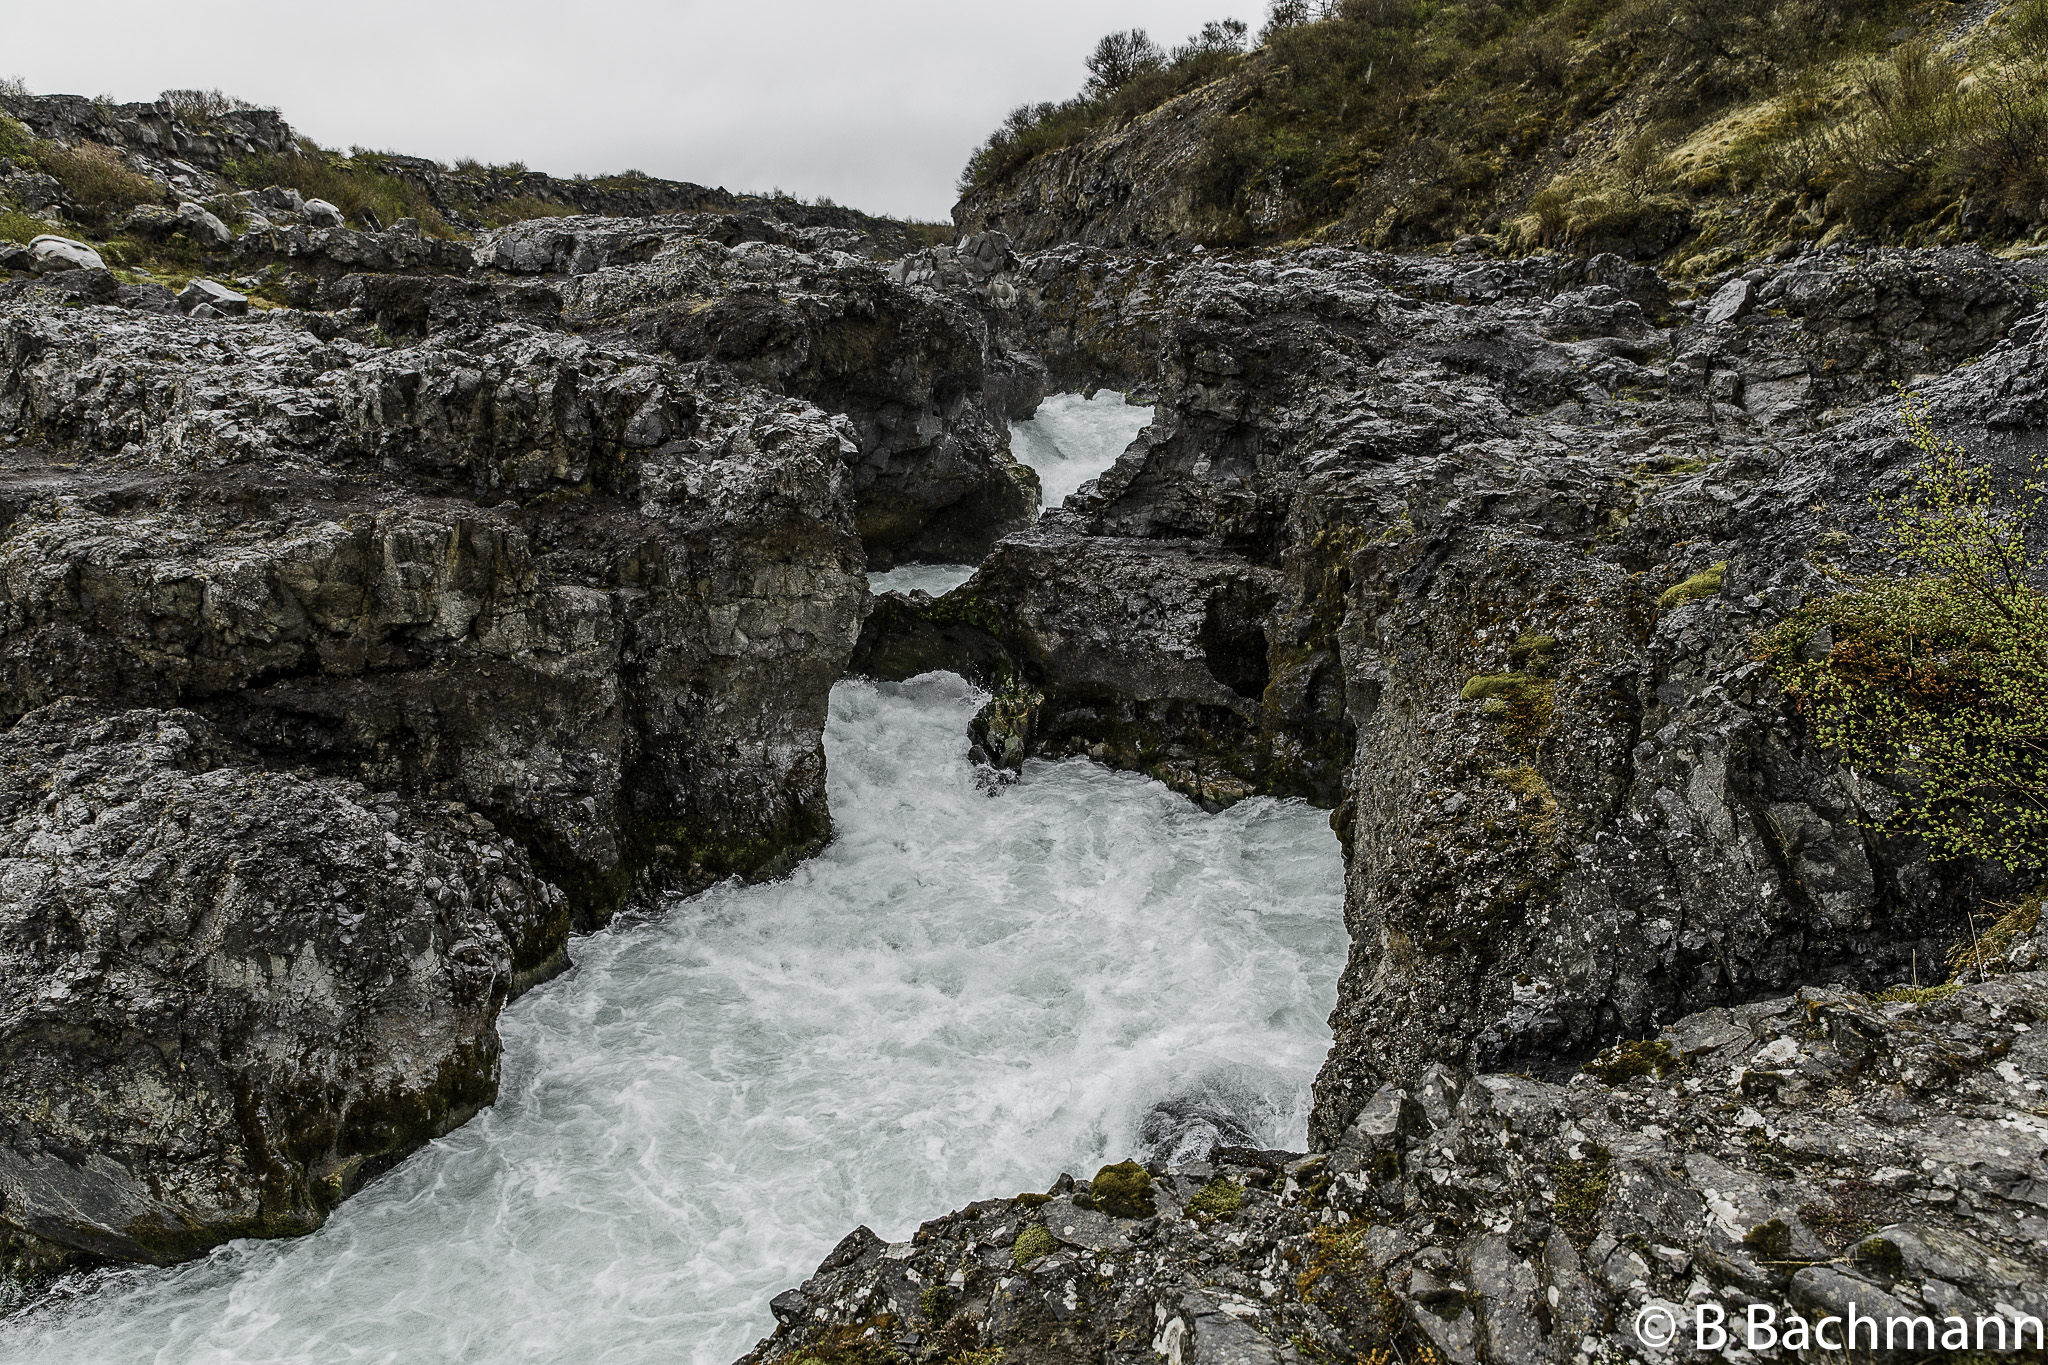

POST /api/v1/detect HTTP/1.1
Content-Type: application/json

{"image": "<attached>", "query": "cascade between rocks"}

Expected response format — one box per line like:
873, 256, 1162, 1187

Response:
0, 402, 1342, 1365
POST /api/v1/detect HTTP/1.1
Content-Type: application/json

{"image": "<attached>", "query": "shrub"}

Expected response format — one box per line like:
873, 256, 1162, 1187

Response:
0, 209, 61, 245
1086, 30, 1166, 96
37, 140, 162, 223
1755, 404, 2048, 872
223, 147, 457, 238
960, 17, 1254, 192
0, 114, 34, 164
159, 88, 273, 125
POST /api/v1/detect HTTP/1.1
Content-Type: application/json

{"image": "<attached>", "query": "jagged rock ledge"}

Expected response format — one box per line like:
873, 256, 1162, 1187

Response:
742, 971, 2048, 1365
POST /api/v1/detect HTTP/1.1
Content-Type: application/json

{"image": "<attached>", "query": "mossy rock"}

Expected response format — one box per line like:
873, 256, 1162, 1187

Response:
1083, 1161, 1155, 1219
1507, 632, 1558, 671
1011, 1223, 1056, 1265
1551, 1146, 1612, 1248
1742, 1217, 1794, 1261
1657, 561, 1727, 610
1854, 1234, 1906, 1278
1460, 673, 1556, 752
1582, 1038, 1679, 1085
1183, 1177, 1243, 1222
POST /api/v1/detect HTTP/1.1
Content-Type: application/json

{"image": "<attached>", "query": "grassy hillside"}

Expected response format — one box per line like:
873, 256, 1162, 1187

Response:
963, 0, 2048, 270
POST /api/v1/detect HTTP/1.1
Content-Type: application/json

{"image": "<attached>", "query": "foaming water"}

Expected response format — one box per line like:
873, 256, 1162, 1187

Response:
1010, 391, 1153, 509
866, 563, 975, 597
4, 675, 1342, 1365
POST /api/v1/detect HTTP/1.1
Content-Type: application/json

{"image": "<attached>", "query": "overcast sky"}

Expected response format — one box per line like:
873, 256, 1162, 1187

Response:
7, 1, 1265, 221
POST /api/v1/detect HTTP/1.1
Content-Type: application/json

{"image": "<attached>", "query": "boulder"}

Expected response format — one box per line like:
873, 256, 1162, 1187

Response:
303, 198, 343, 228
26, 235, 103, 273
175, 201, 231, 248
1702, 274, 1756, 325
175, 276, 248, 315
119, 205, 181, 241
0, 702, 566, 1272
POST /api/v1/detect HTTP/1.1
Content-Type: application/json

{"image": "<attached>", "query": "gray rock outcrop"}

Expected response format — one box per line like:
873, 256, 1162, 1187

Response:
0, 271, 899, 1272
745, 971, 2048, 1365
0, 702, 563, 1272
859, 243, 2040, 1128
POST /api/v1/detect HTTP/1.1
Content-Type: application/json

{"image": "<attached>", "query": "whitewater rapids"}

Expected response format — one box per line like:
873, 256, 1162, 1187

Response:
3, 399, 1341, 1365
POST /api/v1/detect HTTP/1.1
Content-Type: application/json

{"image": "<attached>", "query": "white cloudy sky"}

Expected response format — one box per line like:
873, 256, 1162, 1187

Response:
7, 0, 1265, 221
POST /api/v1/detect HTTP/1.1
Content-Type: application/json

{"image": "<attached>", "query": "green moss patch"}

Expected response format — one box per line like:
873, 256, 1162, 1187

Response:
1657, 561, 1727, 611
1011, 1224, 1056, 1265
1582, 1038, 1679, 1085
1082, 1161, 1155, 1219
1551, 1146, 1612, 1249
1183, 1177, 1244, 1222
1461, 673, 1556, 752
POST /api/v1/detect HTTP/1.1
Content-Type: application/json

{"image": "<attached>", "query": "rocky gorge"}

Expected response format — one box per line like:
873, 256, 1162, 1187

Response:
1, 49, 2046, 1365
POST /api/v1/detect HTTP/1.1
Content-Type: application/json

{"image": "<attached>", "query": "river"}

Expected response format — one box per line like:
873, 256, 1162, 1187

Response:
0, 397, 1342, 1365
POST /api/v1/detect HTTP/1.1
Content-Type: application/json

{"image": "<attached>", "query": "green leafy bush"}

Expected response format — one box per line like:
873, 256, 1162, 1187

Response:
1756, 404, 2048, 872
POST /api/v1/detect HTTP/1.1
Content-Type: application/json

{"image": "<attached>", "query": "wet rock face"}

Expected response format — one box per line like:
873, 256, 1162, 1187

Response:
0, 291, 875, 1272
743, 973, 2048, 1365
0, 702, 564, 1274
0, 308, 866, 927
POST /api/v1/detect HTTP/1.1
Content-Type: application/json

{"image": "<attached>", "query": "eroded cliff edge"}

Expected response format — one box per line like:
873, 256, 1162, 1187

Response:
0, 197, 1036, 1274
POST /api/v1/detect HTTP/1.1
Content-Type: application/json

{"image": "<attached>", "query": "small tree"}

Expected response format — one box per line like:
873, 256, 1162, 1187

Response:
1189, 19, 1250, 53
1085, 29, 1165, 96
1757, 403, 2048, 872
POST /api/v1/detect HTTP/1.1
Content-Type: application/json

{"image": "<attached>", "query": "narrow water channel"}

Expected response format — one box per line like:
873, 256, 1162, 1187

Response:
2, 399, 1341, 1365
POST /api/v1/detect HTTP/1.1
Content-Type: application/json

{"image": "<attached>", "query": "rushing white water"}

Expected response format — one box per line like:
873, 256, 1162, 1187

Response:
1009, 391, 1153, 510
866, 562, 975, 597
5, 674, 1342, 1365
862, 392, 1153, 600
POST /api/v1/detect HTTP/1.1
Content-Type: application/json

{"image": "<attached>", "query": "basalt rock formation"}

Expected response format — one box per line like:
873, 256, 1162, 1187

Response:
862, 238, 2042, 1101
815, 233, 2048, 1361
